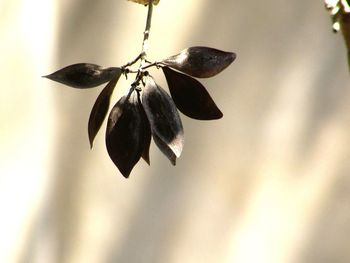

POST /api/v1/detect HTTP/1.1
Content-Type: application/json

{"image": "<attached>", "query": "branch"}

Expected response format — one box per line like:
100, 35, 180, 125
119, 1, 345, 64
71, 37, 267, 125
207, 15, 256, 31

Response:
140, 1, 154, 64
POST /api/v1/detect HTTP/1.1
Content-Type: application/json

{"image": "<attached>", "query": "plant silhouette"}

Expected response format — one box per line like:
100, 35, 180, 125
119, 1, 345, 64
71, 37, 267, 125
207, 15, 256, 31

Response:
44, 1, 236, 177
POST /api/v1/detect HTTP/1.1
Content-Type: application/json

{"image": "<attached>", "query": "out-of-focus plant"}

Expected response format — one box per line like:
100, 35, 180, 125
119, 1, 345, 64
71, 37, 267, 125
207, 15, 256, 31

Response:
325, 0, 350, 70
44, 0, 236, 178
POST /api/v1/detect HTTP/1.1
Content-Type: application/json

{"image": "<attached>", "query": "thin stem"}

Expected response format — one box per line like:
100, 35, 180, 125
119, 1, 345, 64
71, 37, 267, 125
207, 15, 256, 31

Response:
122, 53, 143, 68
141, 61, 160, 70
124, 1, 155, 88
130, 0, 153, 88
140, 1, 153, 64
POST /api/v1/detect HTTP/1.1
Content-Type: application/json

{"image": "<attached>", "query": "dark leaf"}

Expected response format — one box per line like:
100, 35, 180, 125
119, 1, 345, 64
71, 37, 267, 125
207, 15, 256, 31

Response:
137, 93, 152, 165
44, 63, 122, 88
153, 133, 177, 165
142, 76, 184, 164
163, 67, 223, 120
161, 46, 236, 78
141, 119, 152, 165
88, 72, 122, 148
105, 92, 145, 178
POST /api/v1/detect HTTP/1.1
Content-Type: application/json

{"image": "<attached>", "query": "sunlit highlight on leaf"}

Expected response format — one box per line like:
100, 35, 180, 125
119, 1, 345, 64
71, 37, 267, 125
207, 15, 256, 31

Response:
142, 76, 184, 163
161, 46, 236, 78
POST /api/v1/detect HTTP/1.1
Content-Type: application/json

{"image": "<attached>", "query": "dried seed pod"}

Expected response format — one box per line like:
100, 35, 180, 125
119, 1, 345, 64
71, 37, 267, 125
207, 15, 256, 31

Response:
153, 133, 177, 165
141, 119, 152, 165
105, 92, 147, 178
44, 63, 121, 88
161, 46, 236, 78
142, 76, 184, 164
163, 67, 223, 120
137, 92, 152, 165
88, 73, 122, 148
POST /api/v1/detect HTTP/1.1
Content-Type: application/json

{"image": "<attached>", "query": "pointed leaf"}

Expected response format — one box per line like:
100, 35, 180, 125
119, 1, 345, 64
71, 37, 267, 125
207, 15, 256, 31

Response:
44, 63, 122, 88
153, 133, 177, 165
88, 72, 122, 148
142, 76, 184, 163
105, 92, 145, 178
163, 67, 223, 120
161, 46, 236, 78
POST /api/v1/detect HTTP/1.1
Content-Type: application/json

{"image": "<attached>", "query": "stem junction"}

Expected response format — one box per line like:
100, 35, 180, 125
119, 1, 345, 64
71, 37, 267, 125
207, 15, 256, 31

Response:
122, 0, 155, 89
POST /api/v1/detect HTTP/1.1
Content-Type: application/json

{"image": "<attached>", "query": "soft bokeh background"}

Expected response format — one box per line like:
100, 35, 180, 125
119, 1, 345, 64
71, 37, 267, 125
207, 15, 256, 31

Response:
1, 0, 350, 262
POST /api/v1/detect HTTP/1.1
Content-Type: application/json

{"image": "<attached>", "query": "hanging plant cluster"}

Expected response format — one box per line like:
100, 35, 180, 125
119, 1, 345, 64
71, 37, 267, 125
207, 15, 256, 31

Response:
44, 1, 236, 178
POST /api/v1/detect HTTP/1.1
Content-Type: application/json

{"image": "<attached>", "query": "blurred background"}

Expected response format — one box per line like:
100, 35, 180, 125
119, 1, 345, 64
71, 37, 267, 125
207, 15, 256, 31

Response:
1, 0, 350, 262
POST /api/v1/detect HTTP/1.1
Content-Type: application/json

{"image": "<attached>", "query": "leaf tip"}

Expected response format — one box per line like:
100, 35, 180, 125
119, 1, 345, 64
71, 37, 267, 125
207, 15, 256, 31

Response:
215, 108, 224, 119
89, 140, 94, 149
229, 52, 237, 63
42, 74, 54, 81
142, 155, 151, 165
170, 135, 184, 158
88, 127, 96, 149
121, 170, 131, 179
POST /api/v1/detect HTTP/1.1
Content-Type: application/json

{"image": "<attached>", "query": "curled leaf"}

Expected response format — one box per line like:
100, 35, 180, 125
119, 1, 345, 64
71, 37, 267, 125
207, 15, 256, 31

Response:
163, 67, 223, 120
88, 72, 122, 148
105, 92, 147, 178
142, 76, 184, 164
44, 63, 121, 88
161, 46, 236, 78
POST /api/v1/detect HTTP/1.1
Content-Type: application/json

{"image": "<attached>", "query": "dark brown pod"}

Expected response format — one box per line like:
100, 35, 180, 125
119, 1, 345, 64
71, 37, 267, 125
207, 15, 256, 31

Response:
44, 63, 121, 88
163, 67, 223, 120
105, 92, 146, 178
161, 46, 236, 78
137, 92, 152, 165
88, 72, 122, 148
142, 76, 184, 164
152, 133, 177, 165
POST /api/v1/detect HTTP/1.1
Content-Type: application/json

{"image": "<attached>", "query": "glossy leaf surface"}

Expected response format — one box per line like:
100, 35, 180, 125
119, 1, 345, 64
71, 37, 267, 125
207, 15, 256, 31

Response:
44, 63, 121, 88
163, 67, 223, 120
142, 76, 184, 164
161, 46, 236, 78
88, 73, 122, 148
105, 92, 146, 178
153, 133, 177, 165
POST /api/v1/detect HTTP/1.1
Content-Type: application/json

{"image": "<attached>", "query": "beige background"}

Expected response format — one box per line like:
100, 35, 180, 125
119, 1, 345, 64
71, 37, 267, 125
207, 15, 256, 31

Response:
1, 0, 350, 262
